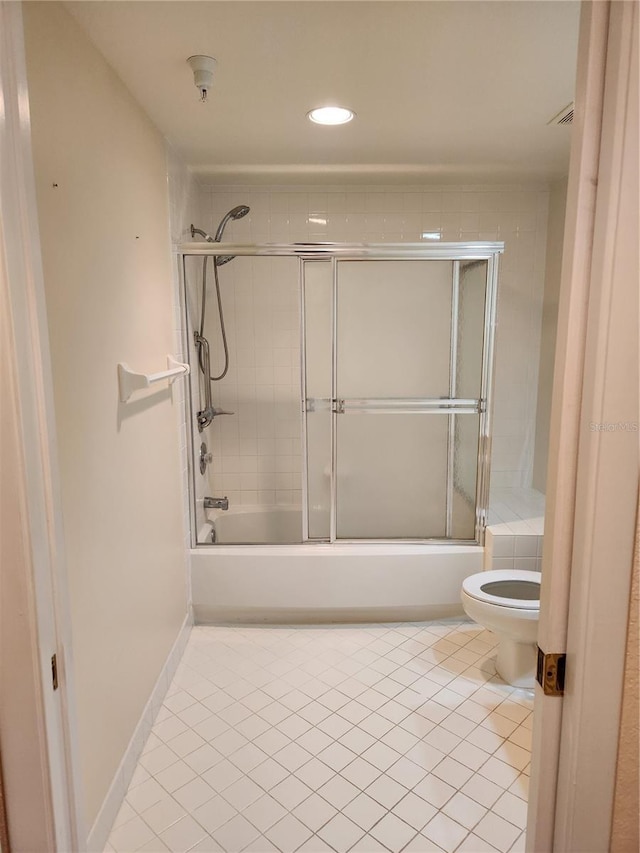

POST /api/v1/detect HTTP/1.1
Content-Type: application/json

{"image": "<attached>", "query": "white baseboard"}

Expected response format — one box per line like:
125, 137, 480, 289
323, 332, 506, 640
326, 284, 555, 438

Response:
86, 610, 193, 852
193, 604, 465, 624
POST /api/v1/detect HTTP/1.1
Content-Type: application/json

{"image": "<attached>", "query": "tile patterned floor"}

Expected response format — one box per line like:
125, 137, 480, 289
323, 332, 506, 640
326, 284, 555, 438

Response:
106, 621, 533, 853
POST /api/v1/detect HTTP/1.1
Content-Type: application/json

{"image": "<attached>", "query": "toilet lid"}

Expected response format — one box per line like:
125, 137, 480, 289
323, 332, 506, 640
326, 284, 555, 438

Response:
463, 570, 542, 610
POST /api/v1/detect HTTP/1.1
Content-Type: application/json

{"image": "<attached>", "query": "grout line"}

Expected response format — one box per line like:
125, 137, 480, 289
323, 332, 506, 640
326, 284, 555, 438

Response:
117, 622, 531, 853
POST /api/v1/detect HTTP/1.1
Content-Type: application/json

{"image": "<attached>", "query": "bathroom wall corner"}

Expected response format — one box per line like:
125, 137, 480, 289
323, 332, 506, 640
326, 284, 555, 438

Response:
167, 142, 202, 568
533, 177, 569, 492
85, 613, 192, 853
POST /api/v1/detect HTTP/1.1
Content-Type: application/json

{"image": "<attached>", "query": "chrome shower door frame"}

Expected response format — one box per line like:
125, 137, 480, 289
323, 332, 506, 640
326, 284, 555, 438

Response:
324, 250, 500, 546
179, 241, 502, 547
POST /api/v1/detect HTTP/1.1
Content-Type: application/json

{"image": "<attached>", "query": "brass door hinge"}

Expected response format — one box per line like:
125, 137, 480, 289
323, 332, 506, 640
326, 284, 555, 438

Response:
51, 653, 59, 691
536, 647, 565, 696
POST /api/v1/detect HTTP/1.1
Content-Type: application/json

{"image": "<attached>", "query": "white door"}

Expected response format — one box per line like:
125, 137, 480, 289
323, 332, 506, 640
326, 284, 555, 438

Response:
527, 2, 639, 850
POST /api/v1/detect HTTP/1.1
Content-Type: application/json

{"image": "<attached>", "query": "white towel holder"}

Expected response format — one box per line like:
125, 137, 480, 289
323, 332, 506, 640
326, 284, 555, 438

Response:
118, 355, 190, 403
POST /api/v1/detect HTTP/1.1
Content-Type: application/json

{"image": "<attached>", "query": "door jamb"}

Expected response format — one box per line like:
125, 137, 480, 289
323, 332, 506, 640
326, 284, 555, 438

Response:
527, 1, 638, 849
0, 2, 84, 849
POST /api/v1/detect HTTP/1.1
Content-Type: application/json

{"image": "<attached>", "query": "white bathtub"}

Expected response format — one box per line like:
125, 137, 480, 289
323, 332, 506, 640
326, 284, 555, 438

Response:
192, 506, 483, 623
203, 505, 302, 545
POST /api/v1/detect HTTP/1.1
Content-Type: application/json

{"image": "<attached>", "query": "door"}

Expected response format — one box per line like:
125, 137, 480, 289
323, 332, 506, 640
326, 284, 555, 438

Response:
527, 2, 639, 850
303, 252, 499, 543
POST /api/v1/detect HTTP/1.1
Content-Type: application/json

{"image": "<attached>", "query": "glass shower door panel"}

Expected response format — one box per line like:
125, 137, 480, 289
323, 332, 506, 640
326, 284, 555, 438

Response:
451, 414, 481, 539
336, 415, 449, 539
303, 261, 332, 538
457, 261, 488, 400
336, 260, 453, 398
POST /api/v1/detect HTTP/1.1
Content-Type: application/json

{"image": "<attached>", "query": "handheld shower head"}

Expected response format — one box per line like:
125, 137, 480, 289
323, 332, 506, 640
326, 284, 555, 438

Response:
192, 203, 250, 399
214, 204, 250, 242
211, 204, 251, 266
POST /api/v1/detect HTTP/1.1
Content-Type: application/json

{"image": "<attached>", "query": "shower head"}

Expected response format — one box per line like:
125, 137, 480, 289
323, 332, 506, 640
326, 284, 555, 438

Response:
214, 204, 250, 242
211, 204, 250, 266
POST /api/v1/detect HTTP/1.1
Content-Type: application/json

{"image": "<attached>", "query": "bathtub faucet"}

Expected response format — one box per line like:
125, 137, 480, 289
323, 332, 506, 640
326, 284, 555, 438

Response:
204, 496, 229, 511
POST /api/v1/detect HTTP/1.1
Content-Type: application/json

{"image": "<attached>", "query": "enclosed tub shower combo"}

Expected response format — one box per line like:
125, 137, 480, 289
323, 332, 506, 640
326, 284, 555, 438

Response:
180, 237, 503, 621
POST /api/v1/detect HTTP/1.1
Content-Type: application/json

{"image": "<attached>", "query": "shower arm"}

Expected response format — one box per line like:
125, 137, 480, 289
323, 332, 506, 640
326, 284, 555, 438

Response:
194, 332, 234, 431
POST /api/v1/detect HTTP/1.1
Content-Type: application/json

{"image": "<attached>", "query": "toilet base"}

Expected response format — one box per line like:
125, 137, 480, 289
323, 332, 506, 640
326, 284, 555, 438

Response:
496, 637, 537, 689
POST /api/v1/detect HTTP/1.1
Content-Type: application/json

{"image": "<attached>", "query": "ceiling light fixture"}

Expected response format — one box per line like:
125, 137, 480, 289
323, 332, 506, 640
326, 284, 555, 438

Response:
307, 106, 355, 125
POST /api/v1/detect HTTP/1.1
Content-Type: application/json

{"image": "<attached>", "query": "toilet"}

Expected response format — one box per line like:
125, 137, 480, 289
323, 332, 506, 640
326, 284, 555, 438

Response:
461, 569, 542, 689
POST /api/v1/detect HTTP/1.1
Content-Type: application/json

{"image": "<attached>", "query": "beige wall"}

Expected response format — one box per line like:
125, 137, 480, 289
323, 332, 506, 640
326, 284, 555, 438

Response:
23, 2, 188, 829
533, 178, 568, 492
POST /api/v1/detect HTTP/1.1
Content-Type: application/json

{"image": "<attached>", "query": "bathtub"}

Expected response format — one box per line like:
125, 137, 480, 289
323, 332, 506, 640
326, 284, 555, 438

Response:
192, 505, 483, 623
202, 505, 302, 545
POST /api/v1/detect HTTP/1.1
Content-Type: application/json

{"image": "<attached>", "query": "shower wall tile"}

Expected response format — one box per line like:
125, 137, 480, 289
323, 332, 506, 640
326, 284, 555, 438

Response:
193, 183, 550, 509
484, 517, 544, 573
518, 557, 539, 573
187, 250, 303, 511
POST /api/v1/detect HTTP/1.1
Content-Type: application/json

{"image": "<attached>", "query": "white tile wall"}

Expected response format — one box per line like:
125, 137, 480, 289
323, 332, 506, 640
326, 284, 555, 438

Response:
189, 184, 549, 510
192, 254, 303, 509
483, 488, 546, 572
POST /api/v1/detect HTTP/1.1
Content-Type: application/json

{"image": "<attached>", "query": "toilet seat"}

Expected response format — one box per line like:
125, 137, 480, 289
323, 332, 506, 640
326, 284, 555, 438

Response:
462, 570, 541, 610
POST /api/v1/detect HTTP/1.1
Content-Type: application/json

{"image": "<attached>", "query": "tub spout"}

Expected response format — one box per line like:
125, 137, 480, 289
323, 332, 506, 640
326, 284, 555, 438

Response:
204, 496, 229, 511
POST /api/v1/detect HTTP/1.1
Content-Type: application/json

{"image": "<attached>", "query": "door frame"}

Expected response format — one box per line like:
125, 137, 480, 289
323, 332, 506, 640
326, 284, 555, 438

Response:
527, 1, 638, 849
0, 2, 84, 849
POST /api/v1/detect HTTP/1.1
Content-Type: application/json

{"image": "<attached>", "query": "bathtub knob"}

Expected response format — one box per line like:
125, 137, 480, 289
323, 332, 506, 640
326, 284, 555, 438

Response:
199, 442, 213, 475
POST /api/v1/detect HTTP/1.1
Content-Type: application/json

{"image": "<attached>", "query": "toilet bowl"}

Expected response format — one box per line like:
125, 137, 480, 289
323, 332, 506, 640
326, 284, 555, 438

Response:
461, 569, 542, 689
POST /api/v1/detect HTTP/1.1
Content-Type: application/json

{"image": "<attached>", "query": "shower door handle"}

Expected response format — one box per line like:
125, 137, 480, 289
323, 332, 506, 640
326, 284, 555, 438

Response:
332, 398, 481, 414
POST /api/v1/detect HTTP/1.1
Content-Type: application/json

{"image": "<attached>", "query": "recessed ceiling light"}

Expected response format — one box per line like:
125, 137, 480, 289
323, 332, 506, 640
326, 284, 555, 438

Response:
307, 106, 355, 125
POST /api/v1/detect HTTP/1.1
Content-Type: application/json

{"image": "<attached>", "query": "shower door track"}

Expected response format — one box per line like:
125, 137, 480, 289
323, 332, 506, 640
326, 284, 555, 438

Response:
181, 241, 503, 260
179, 241, 502, 548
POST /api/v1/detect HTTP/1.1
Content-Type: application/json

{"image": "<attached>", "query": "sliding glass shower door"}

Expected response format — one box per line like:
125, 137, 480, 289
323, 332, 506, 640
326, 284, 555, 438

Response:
182, 240, 499, 546
303, 254, 496, 543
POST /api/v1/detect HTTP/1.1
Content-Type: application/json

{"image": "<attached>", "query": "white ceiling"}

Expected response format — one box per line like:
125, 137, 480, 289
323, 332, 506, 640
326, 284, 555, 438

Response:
66, 1, 580, 185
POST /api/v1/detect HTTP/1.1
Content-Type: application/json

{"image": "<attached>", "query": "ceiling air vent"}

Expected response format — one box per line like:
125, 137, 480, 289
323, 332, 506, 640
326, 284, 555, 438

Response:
548, 102, 574, 125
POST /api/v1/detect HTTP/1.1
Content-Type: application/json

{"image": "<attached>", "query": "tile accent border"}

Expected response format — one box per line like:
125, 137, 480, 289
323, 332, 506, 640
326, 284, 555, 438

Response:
86, 610, 193, 852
